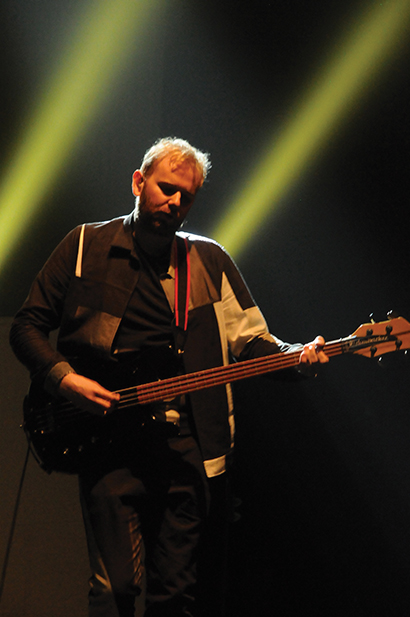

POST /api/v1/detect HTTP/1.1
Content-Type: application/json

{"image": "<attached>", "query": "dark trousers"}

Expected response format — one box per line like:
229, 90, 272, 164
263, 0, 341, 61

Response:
79, 432, 211, 617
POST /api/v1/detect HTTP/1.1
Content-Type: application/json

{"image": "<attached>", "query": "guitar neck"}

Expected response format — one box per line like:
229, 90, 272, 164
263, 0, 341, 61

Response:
25, 316, 409, 475
118, 337, 350, 408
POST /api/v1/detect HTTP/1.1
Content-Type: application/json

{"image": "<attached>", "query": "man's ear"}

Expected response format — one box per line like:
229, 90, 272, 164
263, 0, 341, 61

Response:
131, 170, 144, 197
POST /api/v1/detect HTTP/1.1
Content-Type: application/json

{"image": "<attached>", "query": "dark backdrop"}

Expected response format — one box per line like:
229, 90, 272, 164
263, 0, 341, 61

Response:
1, 2, 409, 615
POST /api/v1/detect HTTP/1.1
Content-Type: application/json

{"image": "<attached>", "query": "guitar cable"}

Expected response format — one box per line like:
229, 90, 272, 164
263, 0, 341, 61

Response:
0, 442, 31, 605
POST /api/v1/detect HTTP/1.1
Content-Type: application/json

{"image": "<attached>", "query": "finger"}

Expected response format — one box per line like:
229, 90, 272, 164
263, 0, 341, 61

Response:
90, 390, 120, 415
313, 336, 329, 363
300, 349, 312, 364
93, 389, 120, 405
300, 337, 328, 364
301, 343, 316, 363
66, 381, 119, 415
314, 335, 325, 349
319, 351, 329, 363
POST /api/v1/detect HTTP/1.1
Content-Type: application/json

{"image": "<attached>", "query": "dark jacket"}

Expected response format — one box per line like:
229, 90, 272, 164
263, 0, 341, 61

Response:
10, 213, 300, 473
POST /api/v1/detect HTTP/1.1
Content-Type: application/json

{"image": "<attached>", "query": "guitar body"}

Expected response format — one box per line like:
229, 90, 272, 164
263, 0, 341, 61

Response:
24, 387, 121, 474
24, 351, 182, 474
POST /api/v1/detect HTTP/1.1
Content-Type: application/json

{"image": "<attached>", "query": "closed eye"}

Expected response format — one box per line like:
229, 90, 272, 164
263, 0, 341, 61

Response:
158, 183, 194, 206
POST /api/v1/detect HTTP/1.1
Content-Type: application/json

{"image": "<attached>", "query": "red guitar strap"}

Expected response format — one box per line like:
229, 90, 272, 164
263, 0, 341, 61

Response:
173, 236, 190, 351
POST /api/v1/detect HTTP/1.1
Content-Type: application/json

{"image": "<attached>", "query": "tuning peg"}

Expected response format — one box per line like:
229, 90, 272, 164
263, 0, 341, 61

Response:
387, 310, 399, 320
369, 313, 376, 324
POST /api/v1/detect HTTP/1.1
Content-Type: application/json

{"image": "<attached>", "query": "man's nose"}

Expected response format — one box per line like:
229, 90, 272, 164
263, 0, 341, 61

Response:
168, 191, 181, 207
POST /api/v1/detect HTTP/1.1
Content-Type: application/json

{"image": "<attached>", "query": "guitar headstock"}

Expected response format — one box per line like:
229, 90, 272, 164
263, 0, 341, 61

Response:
346, 316, 410, 358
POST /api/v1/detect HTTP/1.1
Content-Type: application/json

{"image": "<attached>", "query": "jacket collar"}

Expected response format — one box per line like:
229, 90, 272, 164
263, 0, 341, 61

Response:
110, 212, 179, 280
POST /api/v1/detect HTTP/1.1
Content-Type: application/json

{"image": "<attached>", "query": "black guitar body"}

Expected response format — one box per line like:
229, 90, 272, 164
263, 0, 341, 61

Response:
24, 390, 122, 474
23, 350, 182, 474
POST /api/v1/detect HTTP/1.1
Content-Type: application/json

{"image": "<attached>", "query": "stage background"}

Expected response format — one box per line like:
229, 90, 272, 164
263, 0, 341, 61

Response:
1, 1, 410, 615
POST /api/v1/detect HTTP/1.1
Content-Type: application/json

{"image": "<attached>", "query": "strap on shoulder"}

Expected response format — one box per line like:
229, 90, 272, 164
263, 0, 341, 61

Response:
75, 224, 86, 278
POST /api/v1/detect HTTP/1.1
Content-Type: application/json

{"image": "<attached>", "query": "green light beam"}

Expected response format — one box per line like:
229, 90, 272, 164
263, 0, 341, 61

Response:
0, 0, 166, 271
212, 0, 410, 258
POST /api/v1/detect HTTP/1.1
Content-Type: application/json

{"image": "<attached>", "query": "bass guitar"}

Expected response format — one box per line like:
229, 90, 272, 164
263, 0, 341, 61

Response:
23, 316, 410, 474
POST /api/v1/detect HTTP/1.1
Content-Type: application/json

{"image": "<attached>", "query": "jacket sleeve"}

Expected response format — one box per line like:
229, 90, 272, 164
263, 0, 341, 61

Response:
9, 227, 81, 390
217, 246, 306, 377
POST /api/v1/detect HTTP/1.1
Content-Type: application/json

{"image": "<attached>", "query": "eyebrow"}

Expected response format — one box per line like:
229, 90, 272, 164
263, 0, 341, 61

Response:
158, 182, 196, 201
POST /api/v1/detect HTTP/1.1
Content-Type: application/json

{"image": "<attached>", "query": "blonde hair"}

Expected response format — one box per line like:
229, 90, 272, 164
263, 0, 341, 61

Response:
140, 137, 211, 188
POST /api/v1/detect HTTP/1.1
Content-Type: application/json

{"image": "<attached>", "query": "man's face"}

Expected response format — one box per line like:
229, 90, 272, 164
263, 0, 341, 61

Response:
132, 155, 198, 236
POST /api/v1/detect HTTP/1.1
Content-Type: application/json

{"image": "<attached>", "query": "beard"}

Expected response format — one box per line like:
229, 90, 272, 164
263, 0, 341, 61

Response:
135, 189, 181, 237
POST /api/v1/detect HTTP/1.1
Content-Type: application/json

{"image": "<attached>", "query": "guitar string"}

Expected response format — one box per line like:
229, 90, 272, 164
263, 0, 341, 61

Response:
118, 341, 346, 406
26, 326, 408, 431
29, 340, 348, 429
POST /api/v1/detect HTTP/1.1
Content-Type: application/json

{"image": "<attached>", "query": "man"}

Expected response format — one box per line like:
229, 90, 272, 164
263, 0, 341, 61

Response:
10, 137, 328, 617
